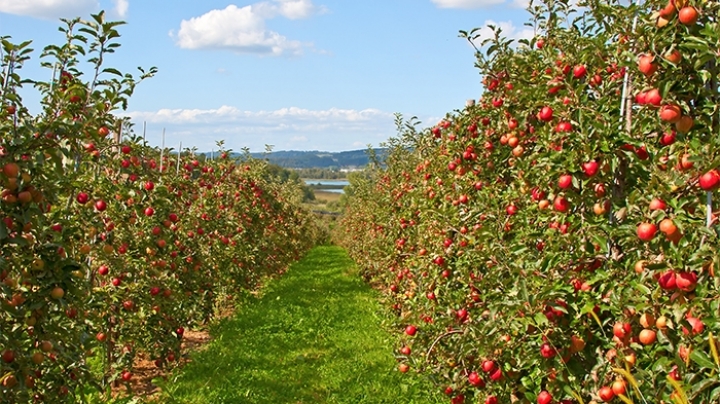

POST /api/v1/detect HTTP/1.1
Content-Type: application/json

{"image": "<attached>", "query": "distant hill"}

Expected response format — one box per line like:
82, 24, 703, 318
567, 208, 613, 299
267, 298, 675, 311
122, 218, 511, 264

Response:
245, 148, 387, 169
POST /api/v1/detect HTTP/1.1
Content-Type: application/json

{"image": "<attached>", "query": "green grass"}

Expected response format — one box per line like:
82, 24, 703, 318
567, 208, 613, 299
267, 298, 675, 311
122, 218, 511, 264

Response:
157, 246, 444, 404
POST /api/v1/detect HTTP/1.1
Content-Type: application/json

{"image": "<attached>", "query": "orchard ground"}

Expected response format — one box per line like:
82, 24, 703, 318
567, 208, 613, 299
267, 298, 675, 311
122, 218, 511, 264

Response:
138, 246, 444, 404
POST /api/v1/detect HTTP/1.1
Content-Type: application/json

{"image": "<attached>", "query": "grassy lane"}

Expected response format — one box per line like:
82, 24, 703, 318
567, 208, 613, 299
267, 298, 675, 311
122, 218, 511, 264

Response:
159, 246, 444, 404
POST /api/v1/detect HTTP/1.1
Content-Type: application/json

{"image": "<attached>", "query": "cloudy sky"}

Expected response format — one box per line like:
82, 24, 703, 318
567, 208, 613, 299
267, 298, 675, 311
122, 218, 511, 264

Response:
0, 0, 532, 152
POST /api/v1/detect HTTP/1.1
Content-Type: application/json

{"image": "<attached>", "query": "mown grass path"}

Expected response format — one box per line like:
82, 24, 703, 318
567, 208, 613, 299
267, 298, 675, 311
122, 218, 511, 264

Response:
159, 245, 444, 404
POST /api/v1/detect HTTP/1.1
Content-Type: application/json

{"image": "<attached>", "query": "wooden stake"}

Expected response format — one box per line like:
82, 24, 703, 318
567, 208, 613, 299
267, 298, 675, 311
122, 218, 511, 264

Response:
707, 192, 713, 227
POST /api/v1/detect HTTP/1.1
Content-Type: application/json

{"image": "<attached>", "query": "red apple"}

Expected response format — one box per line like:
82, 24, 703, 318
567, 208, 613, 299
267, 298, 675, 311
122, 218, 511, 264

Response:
659, 104, 682, 123
573, 64, 587, 78
555, 122, 573, 133
468, 371, 485, 387
660, 131, 676, 146
672, 115, 692, 134
540, 343, 556, 358
558, 174, 573, 189
531, 187, 546, 201
658, 270, 677, 290
2, 349, 15, 363
538, 390, 553, 404
636, 222, 657, 241
676, 271, 697, 292
554, 196, 569, 213
95, 199, 107, 211
644, 88, 662, 106
678, 6, 698, 25
598, 386, 615, 402
699, 170, 720, 191
638, 54, 657, 76
613, 322, 631, 339
538, 106, 553, 122
649, 198, 667, 211
582, 160, 599, 177
594, 183, 606, 197
76, 192, 89, 204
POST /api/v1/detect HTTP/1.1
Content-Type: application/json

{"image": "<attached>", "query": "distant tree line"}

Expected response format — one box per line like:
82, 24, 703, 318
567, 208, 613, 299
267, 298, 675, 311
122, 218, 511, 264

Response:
248, 148, 387, 169
263, 163, 316, 202
293, 168, 347, 179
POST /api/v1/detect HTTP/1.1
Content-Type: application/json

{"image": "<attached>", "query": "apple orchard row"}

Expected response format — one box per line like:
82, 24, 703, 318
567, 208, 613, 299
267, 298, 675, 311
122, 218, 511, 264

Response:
0, 16, 321, 403
341, 0, 720, 403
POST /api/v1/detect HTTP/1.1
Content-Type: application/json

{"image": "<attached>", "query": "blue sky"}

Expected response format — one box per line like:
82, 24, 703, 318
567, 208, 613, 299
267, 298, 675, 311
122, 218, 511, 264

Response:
0, 0, 532, 152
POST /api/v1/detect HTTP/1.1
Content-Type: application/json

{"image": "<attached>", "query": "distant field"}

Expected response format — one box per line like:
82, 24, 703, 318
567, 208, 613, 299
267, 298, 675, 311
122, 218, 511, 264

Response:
314, 191, 342, 203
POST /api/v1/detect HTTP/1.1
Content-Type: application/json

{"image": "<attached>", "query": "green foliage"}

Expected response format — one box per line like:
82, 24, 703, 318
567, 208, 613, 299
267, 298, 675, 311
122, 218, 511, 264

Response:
293, 168, 348, 180
249, 149, 388, 169
0, 12, 319, 404
340, 0, 720, 402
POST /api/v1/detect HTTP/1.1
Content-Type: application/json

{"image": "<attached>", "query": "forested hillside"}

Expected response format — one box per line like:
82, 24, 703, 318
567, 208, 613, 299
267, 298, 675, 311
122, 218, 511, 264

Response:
247, 149, 387, 168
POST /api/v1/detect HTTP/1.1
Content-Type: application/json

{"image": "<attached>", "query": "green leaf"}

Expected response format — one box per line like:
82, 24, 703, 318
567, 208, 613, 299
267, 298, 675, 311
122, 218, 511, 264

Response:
690, 349, 716, 370
634, 282, 651, 295
534, 312, 549, 326
688, 377, 720, 399
102, 67, 122, 76
0, 221, 8, 240
711, 386, 720, 401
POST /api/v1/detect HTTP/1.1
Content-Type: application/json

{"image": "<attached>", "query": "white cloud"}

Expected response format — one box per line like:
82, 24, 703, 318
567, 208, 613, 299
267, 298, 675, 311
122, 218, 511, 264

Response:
0, 0, 97, 19
113, 0, 128, 17
123, 106, 398, 152
275, 0, 322, 19
432, 0, 504, 8
431, 0, 528, 8
129, 106, 391, 125
512, 0, 530, 7
173, 1, 323, 56
470, 20, 535, 46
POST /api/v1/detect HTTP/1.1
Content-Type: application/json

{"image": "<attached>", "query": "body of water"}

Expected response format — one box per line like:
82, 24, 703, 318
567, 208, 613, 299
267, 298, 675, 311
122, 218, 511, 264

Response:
303, 179, 350, 186
303, 179, 349, 194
